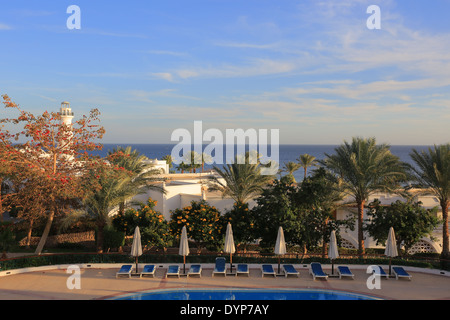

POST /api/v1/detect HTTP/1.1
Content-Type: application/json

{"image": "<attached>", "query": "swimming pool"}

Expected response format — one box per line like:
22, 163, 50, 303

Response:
112, 288, 381, 300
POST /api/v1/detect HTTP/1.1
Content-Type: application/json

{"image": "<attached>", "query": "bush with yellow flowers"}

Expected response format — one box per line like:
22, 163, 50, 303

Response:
112, 197, 171, 249
169, 200, 224, 251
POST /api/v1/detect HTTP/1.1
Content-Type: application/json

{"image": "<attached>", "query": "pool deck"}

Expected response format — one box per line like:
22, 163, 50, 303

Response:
0, 264, 449, 300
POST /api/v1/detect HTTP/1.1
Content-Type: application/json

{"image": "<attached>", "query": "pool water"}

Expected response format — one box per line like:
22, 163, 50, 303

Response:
113, 289, 380, 300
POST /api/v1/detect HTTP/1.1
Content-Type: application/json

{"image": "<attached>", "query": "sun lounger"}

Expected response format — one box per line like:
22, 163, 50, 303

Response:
309, 262, 328, 280
261, 264, 276, 277
212, 257, 227, 277
116, 264, 133, 278
282, 264, 299, 277
140, 264, 156, 278
165, 265, 180, 278
371, 266, 389, 279
236, 264, 249, 277
337, 266, 354, 279
393, 266, 412, 280
187, 264, 202, 277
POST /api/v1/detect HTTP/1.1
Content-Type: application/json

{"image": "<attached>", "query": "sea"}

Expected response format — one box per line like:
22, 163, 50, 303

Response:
92, 144, 431, 182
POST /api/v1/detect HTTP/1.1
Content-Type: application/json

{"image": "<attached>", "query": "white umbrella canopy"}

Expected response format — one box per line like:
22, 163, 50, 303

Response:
274, 226, 287, 255
179, 225, 190, 274
224, 223, 235, 273
328, 230, 339, 275
274, 226, 286, 274
385, 227, 398, 257
224, 223, 236, 254
385, 227, 398, 275
179, 226, 190, 256
130, 226, 143, 273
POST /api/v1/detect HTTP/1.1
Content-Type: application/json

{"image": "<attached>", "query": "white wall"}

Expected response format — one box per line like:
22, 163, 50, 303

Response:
336, 193, 443, 252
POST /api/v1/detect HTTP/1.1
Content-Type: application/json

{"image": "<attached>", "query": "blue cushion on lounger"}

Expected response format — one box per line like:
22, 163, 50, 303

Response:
283, 264, 299, 276
261, 264, 276, 277
213, 257, 226, 276
310, 262, 328, 280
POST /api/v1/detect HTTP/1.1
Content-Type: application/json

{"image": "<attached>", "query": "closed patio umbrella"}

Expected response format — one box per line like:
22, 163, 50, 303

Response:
385, 227, 398, 276
274, 226, 286, 274
130, 226, 143, 274
179, 225, 190, 274
328, 230, 339, 275
224, 222, 236, 274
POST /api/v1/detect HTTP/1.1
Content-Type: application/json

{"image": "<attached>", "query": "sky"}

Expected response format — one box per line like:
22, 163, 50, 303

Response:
1, 0, 450, 145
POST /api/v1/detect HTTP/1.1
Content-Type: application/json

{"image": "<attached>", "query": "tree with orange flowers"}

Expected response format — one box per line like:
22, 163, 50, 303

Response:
113, 198, 171, 250
169, 200, 224, 252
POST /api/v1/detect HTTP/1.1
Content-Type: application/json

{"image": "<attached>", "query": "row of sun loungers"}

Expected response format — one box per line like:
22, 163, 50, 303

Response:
116, 264, 203, 278
212, 257, 251, 277
116, 260, 412, 280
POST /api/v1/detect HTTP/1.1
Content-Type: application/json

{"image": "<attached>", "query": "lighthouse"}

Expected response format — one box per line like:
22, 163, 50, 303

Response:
58, 101, 74, 126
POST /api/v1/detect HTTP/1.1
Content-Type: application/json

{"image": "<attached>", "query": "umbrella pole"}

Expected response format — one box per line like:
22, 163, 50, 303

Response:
183, 255, 186, 274
332, 260, 334, 275
278, 257, 281, 274
135, 257, 138, 274
230, 253, 233, 274
389, 258, 392, 276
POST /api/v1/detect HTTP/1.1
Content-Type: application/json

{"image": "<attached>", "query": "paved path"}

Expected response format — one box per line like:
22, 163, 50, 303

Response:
0, 266, 449, 300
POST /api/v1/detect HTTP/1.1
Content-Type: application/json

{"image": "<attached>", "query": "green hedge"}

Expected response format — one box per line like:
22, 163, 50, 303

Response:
0, 253, 446, 272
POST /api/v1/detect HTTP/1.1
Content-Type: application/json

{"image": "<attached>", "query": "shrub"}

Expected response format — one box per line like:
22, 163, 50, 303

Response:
0, 222, 16, 258
56, 242, 90, 251
169, 200, 224, 251
223, 202, 256, 249
102, 227, 125, 251
112, 198, 171, 249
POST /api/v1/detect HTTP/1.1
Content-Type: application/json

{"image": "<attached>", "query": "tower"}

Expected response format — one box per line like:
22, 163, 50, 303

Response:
59, 101, 74, 126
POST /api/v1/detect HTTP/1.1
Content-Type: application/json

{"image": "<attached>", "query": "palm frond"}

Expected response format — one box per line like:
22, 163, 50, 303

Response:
208, 155, 274, 203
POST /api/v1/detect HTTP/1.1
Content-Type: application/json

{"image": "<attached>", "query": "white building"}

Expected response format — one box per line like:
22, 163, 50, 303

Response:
133, 172, 256, 220
142, 159, 170, 175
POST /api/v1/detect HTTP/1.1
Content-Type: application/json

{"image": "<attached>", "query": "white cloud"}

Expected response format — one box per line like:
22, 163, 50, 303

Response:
151, 72, 175, 82
174, 58, 296, 80
285, 78, 450, 100
126, 90, 155, 104
126, 89, 201, 103
214, 41, 280, 50
0, 23, 12, 30
144, 50, 187, 57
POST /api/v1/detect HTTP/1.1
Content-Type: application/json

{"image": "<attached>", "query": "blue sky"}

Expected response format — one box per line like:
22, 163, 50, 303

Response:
1, 0, 450, 145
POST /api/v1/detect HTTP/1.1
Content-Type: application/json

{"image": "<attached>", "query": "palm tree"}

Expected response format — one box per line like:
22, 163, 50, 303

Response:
200, 152, 213, 173
161, 154, 173, 171
321, 137, 406, 256
298, 154, 317, 180
107, 146, 164, 214
281, 161, 301, 183
182, 151, 202, 173
62, 167, 144, 252
63, 146, 165, 252
208, 154, 274, 204
87, 171, 139, 252
177, 162, 189, 173
409, 144, 450, 259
